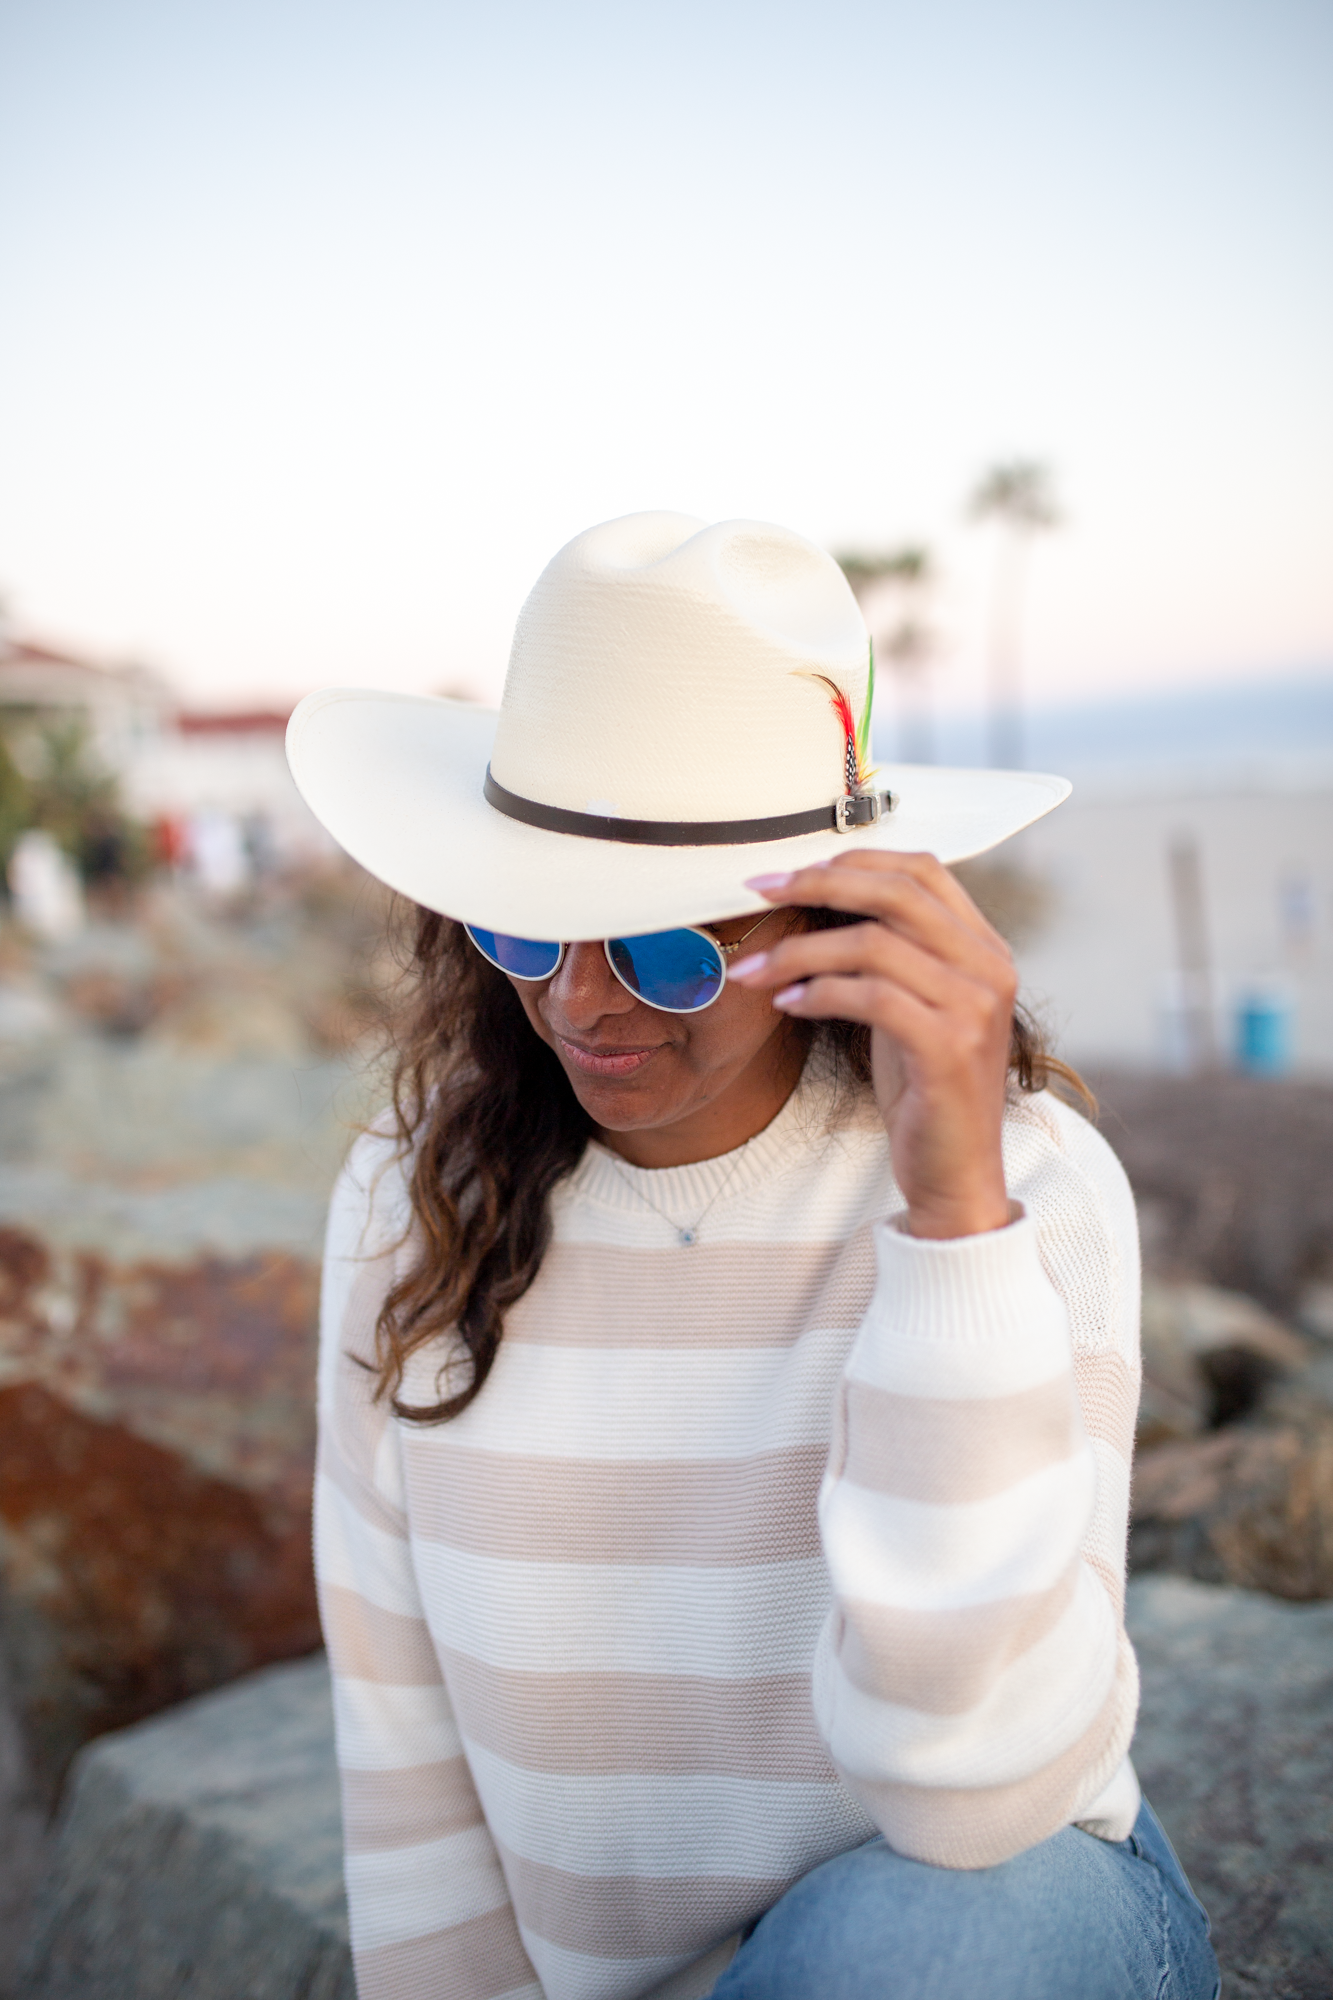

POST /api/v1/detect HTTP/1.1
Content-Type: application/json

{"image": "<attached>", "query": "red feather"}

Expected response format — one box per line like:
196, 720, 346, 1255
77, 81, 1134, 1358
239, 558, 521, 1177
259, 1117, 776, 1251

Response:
808, 674, 862, 791
812, 674, 856, 746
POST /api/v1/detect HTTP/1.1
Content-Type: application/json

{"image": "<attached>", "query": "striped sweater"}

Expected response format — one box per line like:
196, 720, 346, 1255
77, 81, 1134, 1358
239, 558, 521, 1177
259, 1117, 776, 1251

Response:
316, 1065, 1143, 2000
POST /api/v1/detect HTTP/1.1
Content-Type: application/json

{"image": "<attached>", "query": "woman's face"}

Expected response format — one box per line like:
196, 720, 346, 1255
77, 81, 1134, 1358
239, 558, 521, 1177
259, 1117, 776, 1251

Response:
504, 909, 806, 1141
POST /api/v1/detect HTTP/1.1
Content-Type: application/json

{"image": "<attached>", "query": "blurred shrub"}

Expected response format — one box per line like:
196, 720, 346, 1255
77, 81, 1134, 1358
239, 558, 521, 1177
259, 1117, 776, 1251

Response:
0, 716, 150, 889
0, 731, 28, 878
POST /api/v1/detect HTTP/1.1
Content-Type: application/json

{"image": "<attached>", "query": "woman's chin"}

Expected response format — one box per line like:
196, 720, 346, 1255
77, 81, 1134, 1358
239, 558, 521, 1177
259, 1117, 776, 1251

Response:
563, 1063, 693, 1133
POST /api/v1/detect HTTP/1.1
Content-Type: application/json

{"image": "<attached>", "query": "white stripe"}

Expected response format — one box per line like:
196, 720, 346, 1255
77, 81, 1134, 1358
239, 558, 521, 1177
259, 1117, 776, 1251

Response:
848, 1217, 1074, 1399
319, 1136, 410, 1414
344, 1823, 509, 1951
463, 1740, 872, 1878
1075, 1753, 1142, 1840
413, 1545, 831, 1675
400, 1330, 851, 1460
318, 1268, 358, 1423
819, 1450, 1096, 1610
814, 1572, 1118, 1788
332, 1675, 465, 1770
844, 1327, 1072, 1401
373, 1422, 409, 1510
315, 1473, 420, 1618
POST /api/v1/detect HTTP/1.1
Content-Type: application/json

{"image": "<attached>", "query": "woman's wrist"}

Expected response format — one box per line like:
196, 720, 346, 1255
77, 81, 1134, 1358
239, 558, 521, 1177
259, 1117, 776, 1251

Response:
903, 1185, 1013, 1240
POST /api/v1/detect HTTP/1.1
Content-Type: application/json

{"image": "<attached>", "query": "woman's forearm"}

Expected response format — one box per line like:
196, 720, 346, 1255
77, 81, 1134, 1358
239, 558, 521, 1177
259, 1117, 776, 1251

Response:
813, 1208, 1134, 1869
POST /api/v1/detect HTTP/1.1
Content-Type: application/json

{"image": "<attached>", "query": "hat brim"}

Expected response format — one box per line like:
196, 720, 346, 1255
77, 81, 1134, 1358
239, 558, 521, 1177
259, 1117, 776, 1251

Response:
287, 688, 1071, 939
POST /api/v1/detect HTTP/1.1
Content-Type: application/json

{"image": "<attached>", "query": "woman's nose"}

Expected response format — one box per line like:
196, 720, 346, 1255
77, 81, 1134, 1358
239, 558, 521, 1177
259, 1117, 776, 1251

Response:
546, 942, 637, 1027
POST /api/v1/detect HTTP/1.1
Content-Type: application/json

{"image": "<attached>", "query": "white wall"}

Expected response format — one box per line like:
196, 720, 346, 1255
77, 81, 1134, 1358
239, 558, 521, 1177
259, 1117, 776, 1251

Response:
1008, 781, 1333, 1075
123, 732, 337, 862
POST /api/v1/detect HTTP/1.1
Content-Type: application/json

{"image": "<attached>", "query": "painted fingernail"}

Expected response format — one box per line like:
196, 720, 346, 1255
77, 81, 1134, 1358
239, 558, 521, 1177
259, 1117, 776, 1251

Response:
728, 952, 768, 979
743, 873, 793, 893
773, 983, 806, 1008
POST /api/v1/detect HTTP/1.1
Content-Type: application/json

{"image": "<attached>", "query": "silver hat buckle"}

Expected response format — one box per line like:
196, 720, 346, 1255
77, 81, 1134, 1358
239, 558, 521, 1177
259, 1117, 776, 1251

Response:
834, 789, 895, 833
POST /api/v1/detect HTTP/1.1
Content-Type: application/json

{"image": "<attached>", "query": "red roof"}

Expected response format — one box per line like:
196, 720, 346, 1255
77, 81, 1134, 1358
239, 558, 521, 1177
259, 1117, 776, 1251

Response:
176, 709, 293, 736
1, 637, 98, 670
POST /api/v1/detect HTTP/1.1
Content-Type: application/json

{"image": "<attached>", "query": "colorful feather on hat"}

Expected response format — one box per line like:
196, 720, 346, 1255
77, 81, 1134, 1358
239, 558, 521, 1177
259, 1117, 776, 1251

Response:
801, 639, 877, 793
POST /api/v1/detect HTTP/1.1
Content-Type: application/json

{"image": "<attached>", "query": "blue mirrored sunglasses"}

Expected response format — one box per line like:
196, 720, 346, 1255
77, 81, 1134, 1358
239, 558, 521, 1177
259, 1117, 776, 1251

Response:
464, 915, 770, 1015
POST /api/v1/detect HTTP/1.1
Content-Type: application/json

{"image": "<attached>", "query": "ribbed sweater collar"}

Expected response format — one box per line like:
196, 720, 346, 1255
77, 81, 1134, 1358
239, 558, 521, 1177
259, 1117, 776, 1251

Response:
565, 1056, 865, 1223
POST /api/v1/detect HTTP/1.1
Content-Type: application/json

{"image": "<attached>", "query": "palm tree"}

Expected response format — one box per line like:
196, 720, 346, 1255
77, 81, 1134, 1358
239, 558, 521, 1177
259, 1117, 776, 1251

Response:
835, 545, 941, 763
969, 460, 1062, 768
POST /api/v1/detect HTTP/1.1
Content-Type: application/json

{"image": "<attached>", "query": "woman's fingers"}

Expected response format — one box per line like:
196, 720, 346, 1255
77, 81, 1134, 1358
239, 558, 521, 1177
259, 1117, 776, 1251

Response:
774, 971, 939, 1041
770, 972, 1005, 1092
738, 851, 1016, 1241
733, 878, 1015, 1005
771, 962, 1011, 1069
746, 847, 1000, 935
744, 852, 1012, 977
732, 917, 1013, 1020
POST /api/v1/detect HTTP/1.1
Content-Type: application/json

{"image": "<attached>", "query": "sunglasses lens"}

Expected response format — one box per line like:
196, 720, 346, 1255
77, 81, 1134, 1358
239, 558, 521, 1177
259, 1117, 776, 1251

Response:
607, 930, 725, 1012
466, 927, 563, 980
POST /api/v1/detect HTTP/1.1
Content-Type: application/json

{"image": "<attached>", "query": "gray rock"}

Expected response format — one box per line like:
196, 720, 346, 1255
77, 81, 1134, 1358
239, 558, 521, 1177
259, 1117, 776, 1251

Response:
18, 1585, 1333, 2000
1127, 1574, 1333, 2000
16, 1654, 351, 2000
1137, 1277, 1311, 1442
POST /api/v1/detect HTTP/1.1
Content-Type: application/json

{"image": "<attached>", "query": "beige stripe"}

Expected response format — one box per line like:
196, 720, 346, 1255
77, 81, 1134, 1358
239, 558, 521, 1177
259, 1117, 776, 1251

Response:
400, 1444, 826, 1565
342, 1756, 485, 1852
440, 1648, 836, 1780
838, 1376, 1080, 1503
504, 1235, 876, 1348
318, 1428, 408, 1540
320, 1582, 444, 1686
841, 1664, 1134, 1870
496, 1843, 787, 1959
354, 1904, 538, 2000
835, 1565, 1081, 1713
1073, 1348, 1139, 1457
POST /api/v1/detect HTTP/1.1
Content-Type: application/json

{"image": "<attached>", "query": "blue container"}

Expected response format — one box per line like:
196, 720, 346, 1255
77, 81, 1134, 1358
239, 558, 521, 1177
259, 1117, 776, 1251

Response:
1235, 992, 1293, 1075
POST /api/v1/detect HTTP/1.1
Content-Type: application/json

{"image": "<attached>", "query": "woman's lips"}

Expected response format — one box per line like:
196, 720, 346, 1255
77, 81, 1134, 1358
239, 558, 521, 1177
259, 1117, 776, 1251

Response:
555, 1035, 662, 1077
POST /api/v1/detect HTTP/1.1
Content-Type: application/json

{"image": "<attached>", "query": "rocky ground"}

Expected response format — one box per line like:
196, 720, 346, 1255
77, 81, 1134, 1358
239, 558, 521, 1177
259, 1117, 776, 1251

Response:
1090, 1069, 1333, 1607
0, 883, 1331, 1987
0, 866, 393, 1973
15, 1577, 1332, 2000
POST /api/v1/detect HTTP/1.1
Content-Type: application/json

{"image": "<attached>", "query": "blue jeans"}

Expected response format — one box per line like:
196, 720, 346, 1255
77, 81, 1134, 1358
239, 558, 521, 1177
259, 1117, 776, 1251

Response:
709, 1801, 1219, 2000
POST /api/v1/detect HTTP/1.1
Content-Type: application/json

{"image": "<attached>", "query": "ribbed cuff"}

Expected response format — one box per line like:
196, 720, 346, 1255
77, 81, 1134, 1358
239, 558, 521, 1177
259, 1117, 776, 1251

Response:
868, 1204, 1064, 1346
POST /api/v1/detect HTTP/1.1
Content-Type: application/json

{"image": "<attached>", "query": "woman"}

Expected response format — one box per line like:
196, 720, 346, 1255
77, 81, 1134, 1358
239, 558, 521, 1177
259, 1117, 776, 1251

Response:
289, 513, 1218, 2000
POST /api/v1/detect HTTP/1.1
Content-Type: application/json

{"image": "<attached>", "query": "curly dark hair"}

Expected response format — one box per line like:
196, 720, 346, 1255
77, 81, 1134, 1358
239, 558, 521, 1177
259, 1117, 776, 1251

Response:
371, 903, 1092, 1425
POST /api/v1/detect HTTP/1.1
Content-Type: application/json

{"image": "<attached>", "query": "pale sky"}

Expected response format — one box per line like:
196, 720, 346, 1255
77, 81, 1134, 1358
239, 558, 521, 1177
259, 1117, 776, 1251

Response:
1, 0, 1329, 712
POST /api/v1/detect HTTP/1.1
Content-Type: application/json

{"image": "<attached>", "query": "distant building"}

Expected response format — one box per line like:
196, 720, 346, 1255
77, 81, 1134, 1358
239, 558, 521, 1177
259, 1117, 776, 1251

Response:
1010, 778, 1333, 1078
0, 626, 334, 866
0, 629, 171, 773
124, 706, 334, 863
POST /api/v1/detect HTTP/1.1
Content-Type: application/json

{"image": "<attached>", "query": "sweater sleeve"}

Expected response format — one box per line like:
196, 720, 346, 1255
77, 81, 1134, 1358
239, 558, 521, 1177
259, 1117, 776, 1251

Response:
316, 1135, 542, 2000
811, 1100, 1141, 1869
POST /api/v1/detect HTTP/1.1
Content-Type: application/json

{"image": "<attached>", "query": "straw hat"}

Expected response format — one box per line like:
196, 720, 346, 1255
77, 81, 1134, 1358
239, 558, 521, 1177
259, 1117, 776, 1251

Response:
286, 511, 1069, 939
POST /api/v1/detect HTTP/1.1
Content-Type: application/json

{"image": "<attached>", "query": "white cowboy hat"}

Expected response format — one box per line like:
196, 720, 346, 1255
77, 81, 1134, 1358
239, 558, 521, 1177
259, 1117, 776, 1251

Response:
285, 511, 1069, 939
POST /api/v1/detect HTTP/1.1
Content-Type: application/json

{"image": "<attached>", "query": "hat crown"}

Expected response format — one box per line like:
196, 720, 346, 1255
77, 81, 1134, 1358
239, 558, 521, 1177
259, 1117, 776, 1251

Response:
490, 513, 870, 822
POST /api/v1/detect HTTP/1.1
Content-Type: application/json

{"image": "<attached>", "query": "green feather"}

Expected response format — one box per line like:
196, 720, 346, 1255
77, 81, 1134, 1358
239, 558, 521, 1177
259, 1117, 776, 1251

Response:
856, 637, 875, 768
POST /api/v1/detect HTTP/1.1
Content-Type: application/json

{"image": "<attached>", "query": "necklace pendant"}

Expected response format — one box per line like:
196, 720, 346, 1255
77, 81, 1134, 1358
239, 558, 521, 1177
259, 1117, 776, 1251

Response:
677, 1227, 697, 1246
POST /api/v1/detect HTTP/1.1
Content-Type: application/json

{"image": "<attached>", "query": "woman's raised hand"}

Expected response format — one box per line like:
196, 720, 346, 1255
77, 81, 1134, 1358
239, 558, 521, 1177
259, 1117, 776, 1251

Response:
729, 851, 1017, 1240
